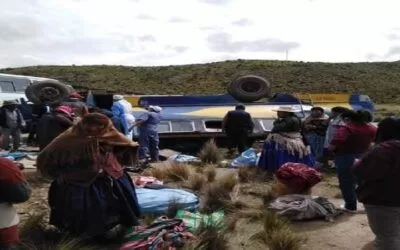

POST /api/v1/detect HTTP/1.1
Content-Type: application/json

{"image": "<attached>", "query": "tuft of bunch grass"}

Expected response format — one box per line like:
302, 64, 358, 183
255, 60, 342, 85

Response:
251, 210, 303, 250
184, 173, 206, 192
198, 139, 223, 164
216, 172, 238, 191
189, 222, 229, 250
204, 165, 217, 182
161, 161, 191, 182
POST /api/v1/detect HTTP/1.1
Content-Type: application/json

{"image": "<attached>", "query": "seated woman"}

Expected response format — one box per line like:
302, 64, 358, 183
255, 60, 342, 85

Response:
258, 107, 315, 173
36, 113, 141, 239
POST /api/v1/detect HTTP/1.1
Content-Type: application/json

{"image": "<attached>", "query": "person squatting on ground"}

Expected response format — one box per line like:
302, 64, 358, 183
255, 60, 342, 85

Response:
36, 113, 141, 240
132, 105, 162, 162
302, 107, 329, 160
257, 106, 314, 173
352, 117, 400, 250
328, 110, 376, 212
111, 95, 136, 138
222, 104, 254, 154
0, 101, 26, 152
0, 158, 31, 250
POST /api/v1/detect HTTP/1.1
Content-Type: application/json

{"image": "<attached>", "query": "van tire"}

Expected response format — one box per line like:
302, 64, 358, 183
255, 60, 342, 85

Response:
228, 75, 271, 102
25, 80, 71, 105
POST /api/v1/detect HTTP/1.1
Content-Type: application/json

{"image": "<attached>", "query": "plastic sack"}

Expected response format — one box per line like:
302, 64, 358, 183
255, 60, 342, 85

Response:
136, 188, 199, 215
168, 154, 200, 163
268, 194, 342, 221
230, 148, 259, 168
175, 210, 224, 232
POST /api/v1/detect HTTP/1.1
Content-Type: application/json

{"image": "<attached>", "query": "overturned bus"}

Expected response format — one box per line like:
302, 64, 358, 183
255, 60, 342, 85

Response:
21, 74, 375, 150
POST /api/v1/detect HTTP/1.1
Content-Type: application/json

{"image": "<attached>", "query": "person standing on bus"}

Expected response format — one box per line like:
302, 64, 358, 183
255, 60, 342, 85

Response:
0, 100, 26, 152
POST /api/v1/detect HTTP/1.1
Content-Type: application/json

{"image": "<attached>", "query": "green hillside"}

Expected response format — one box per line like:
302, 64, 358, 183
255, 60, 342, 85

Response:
2, 60, 400, 103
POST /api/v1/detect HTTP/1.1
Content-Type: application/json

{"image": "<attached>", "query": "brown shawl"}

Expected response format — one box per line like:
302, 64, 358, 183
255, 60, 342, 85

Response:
37, 113, 139, 180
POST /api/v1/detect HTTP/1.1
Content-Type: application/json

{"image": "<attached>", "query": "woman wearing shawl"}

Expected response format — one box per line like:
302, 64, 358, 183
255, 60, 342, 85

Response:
36, 113, 141, 239
257, 106, 315, 173
302, 107, 329, 160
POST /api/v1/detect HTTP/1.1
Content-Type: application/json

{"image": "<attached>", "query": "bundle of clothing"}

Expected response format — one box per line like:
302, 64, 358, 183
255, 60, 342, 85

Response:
120, 217, 194, 250
37, 113, 141, 238
269, 195, 342, 221
275, 162, 322, 194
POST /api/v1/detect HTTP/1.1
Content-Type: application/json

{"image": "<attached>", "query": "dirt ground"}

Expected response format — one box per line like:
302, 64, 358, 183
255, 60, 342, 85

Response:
17, 158, 375, 250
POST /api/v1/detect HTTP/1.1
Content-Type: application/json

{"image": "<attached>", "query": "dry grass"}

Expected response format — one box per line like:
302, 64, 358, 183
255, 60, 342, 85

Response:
204, 165, 217, 182
216, 172, 238, 191
187, 222, 229, 250
146, 167, 165, 180
24, 171, 51, 187
268, 228, 303, 250
183, 173, 207, 192
18, 213, 94, 250
198, 139, 223, 164
251, 210, 303, 250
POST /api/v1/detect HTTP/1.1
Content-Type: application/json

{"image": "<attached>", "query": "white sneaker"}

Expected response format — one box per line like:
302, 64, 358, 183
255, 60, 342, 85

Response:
339, 204, 357, 214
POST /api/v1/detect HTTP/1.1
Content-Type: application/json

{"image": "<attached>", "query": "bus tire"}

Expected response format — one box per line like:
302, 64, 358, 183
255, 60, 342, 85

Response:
227, 75, 271, 102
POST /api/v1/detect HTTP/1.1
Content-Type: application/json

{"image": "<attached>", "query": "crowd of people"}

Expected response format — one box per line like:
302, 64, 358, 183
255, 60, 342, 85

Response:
0, 95, 399, 249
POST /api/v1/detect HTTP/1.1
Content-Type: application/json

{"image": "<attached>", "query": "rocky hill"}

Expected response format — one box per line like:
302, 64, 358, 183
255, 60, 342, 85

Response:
2, 60, 400, 103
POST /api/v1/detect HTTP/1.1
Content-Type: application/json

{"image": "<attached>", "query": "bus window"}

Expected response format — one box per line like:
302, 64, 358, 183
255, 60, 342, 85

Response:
0, 81, 15, 92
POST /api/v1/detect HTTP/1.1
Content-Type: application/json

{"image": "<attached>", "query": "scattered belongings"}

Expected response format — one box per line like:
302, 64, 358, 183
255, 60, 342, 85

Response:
175, 210, 224, 233
159, 149, 181, 160
135, 176, 163, 187
168, 154, 200, 163
136, 187, 199, 216
273, 162, 322, 196
120, 217, 194, 250
269, 194, 342, 221
0, 152, 28, 161
230, 148, 260, 168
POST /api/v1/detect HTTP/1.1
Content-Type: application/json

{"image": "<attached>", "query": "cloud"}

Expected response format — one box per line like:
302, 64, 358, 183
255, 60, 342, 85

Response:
207, 32, 300, 53
168, 17, 190, 23
387, 33, 400, 41
136, 14, 157, 20
165, 45, 189, 53
137, 35, 156, 42
231, 18, 252, 26
199, 0, 232, 5
385, 46, 400, 58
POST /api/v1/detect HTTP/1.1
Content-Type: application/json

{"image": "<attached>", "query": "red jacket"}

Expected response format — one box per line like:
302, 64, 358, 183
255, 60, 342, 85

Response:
329, 122, 376, 156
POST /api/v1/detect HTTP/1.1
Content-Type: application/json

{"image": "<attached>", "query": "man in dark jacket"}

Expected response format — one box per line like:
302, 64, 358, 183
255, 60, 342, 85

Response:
0, 100, 26, 152
222, 104, 254, 154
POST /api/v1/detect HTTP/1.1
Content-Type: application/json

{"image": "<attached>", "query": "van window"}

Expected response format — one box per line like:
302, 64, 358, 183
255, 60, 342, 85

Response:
13, 81, 30, 92
0, 81, 14, 92
158, 121, 171, 133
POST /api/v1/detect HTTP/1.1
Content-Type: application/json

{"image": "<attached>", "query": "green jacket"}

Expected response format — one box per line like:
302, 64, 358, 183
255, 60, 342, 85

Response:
271, 116, 301, 133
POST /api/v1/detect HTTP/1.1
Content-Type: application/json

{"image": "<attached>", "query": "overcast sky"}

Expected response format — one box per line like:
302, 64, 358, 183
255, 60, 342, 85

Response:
1, 0, 400, 68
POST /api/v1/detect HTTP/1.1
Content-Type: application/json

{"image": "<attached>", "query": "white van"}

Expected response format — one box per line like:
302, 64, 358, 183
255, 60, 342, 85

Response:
0, 73, 63, 105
